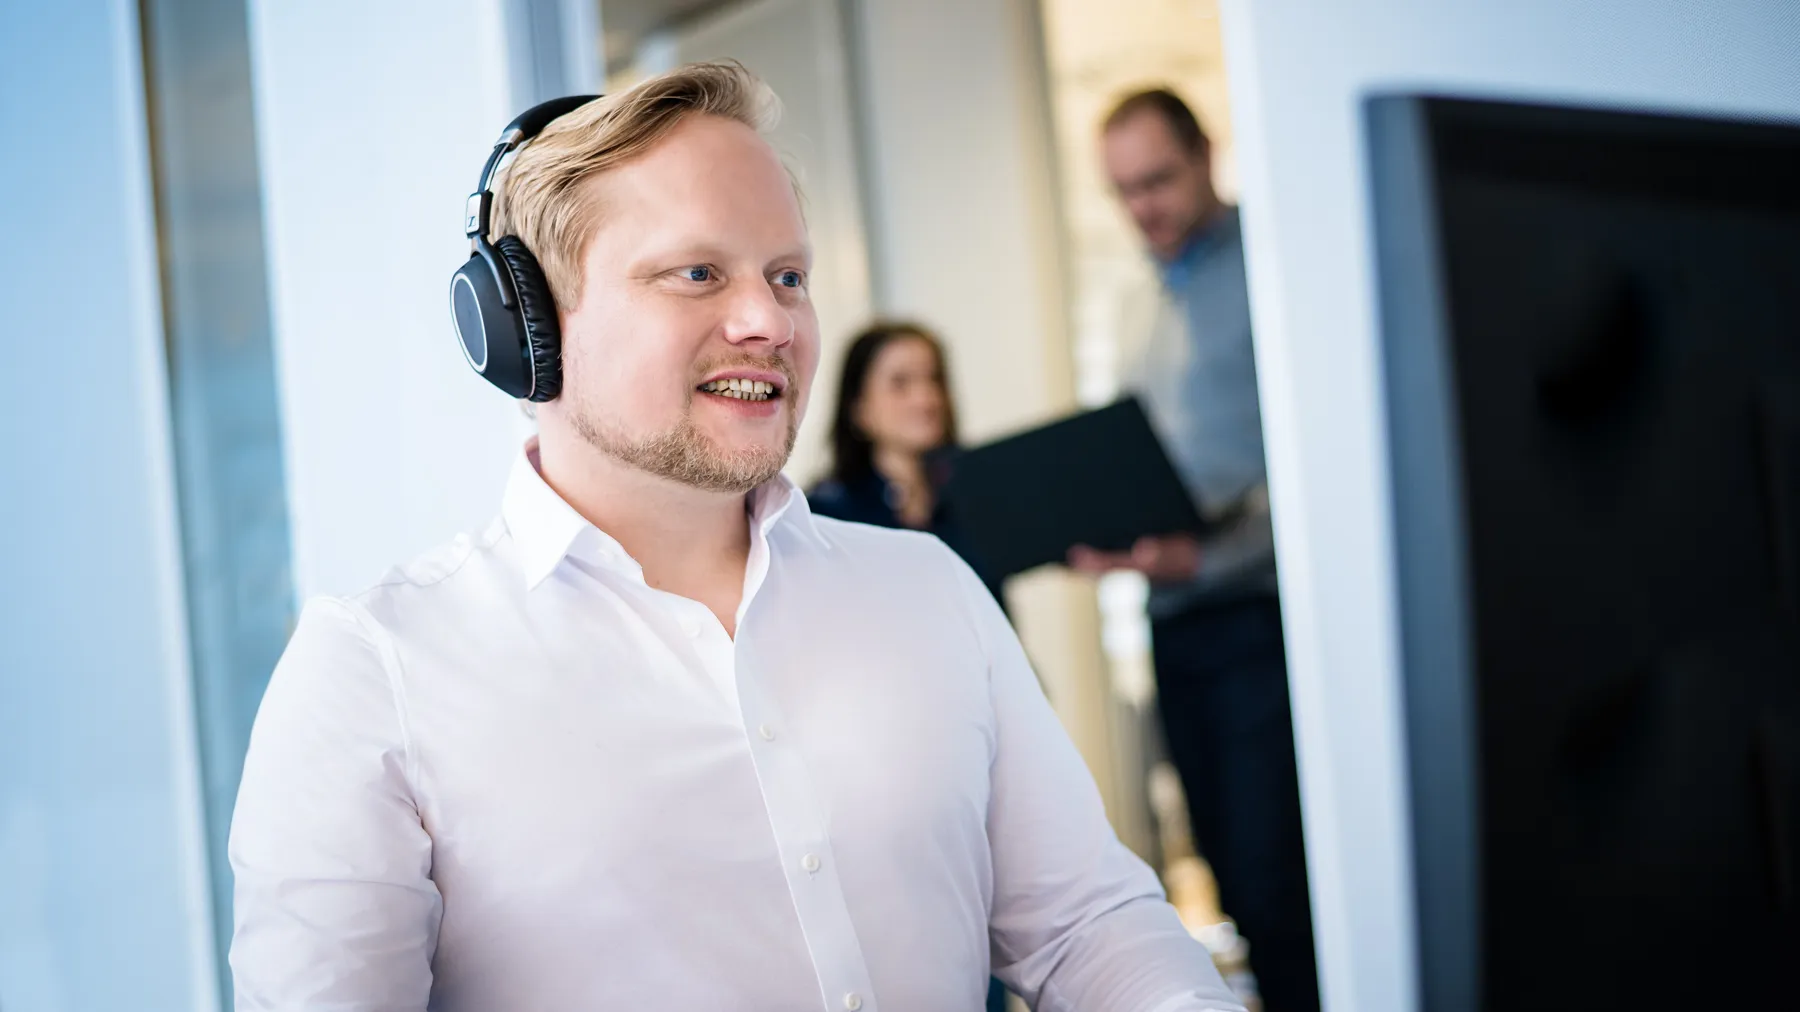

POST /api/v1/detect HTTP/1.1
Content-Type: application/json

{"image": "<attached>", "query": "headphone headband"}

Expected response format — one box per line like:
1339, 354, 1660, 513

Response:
464, 94, 603, 304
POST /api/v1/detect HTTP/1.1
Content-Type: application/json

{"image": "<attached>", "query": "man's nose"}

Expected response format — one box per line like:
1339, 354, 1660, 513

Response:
722, 278, 795, 348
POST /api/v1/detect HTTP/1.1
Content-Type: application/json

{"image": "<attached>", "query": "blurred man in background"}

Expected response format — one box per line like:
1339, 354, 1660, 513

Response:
1073, 88, 1319, 1012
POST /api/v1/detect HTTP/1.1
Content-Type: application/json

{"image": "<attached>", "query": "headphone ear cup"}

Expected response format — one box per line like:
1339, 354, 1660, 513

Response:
494, 235, 563, 402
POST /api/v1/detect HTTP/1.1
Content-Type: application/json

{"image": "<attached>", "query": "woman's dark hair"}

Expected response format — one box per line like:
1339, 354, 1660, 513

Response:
826, 320, 959, 484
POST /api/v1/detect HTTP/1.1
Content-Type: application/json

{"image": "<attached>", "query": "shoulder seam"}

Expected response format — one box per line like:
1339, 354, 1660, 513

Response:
362, 522, 501, 593
315, 595, 419, 788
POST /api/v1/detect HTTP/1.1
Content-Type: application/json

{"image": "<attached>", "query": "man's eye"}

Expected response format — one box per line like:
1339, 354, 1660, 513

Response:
683, 266, 714, 283
776, 270, 805, 288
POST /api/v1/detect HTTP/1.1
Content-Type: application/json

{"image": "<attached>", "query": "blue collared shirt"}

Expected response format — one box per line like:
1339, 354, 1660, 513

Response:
1130, 207, 1278, 617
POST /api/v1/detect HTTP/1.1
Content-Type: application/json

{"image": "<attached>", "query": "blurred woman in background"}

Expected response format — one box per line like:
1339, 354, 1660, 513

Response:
810, 321, 956, 529
808, 317, 1009, 1012
810, 321, 1002, 598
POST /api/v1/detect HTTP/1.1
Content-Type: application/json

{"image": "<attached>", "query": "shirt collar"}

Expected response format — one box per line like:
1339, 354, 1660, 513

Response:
1158, 204, 1240, 292
501, 438, 826, 591
747, 469, 823, 545
501, 441, 599, 590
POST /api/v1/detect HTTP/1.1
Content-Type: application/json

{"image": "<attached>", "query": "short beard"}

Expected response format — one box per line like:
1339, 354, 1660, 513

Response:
571, 400, 798, 495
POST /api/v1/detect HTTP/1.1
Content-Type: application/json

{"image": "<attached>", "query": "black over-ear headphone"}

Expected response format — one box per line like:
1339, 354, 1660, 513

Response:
450, 94, 601, 401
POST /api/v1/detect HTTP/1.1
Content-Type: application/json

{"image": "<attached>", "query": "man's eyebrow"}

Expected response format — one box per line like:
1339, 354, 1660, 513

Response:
634, 242, 730, 265
769, 244, 813, 267
630, 243, 812, 268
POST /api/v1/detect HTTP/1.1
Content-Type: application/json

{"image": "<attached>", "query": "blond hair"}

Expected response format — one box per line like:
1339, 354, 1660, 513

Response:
489, 61, 781, 311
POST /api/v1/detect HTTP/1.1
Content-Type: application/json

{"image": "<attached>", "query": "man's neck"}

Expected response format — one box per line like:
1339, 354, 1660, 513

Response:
1160, 196, 1228, 267
534, 426, 753, 633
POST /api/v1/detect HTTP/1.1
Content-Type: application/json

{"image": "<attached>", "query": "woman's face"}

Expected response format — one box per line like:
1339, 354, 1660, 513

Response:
854, 335, 949, 457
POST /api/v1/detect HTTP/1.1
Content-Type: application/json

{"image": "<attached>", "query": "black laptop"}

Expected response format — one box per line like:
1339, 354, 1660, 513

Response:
939, 397, 1203, 579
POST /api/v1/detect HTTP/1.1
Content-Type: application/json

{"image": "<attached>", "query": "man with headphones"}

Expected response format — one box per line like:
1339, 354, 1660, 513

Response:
228, 62, 1241, 1012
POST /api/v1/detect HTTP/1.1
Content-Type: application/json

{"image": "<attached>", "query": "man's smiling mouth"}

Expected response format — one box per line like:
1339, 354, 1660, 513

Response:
697, 377, 781, 402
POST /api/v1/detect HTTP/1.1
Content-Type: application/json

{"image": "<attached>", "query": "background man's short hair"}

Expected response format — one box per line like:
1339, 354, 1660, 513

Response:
1102, 87, 1210, 157
489, 60, 781, 312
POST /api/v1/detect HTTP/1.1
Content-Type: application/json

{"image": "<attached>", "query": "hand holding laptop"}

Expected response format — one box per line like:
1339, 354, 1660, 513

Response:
1067, 533, 1202, 581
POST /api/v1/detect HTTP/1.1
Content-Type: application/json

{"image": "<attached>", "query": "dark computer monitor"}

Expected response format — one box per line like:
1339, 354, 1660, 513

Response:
1367, 94, 1800, 1011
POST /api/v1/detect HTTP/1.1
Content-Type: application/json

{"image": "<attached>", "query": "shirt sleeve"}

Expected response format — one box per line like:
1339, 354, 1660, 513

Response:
1194, 483, 1276, 583
949, 558, 1246, 1012
228, 597, 441, 1010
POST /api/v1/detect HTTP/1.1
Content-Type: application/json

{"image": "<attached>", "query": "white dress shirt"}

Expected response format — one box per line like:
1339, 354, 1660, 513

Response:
229, 444, 1243, 1012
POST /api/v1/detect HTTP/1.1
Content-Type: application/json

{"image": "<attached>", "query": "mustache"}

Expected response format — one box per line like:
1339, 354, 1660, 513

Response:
692, 355, 798, 387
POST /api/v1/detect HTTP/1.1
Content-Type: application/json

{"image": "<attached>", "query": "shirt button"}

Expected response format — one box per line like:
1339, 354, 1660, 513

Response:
844, 994, 863, 1011
758, 724, 776, 741
802, 853, 821, 874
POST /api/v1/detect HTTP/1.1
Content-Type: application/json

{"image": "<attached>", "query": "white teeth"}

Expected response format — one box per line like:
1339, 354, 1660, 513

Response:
700, 377, 776, 401
700, 377, 778, 401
